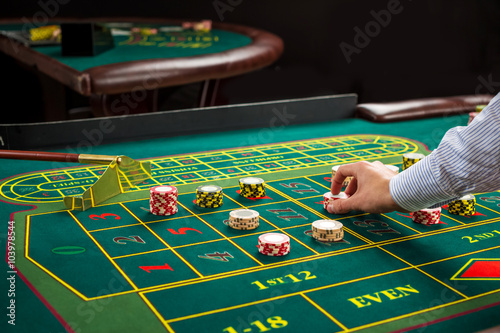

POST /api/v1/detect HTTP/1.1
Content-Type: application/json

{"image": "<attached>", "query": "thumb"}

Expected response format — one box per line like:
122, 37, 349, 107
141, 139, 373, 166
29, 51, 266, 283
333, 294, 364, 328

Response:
329, 197, 354, 214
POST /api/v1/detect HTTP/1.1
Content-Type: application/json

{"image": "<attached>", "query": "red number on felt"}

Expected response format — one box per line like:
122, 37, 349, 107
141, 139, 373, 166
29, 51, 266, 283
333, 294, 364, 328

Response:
89, 213, 121, 220
167, 227, 202, 234
139, 263, 173, 273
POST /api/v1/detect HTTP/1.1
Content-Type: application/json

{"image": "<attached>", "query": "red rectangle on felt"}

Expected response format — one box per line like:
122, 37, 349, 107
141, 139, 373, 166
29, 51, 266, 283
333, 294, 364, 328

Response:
461, 260, 500, 278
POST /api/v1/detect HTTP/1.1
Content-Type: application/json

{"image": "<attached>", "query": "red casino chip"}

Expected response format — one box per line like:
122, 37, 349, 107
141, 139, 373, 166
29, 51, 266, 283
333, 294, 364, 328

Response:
150, 185, 178, 216
322, 192, 348, 209
411, 208, 441, 225
150, 185, 178, 197
258, 233, 290, 256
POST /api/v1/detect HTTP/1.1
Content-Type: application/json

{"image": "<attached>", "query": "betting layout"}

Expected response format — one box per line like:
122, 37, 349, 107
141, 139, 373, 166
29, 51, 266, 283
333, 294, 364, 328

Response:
0, 134, 418, 204
2, 134, 500, 332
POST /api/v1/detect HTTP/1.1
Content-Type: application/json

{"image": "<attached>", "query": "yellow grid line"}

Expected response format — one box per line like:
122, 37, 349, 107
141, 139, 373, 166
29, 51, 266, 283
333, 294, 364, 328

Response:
346, 289, 500, 332
24, 215, 91, 301
82, 241, 500, 302
68, 210, 140, 290
2, 135, 418, 203
265, 184, 373, 245
301, 293, 348, 331
180, 198, 265, 266
450, 257, 500, 281
222, 192, 320, 255
13, 135, 500, 330
120, 203, 204, 277
377, 247, 468, 299
22, 194, 500, 300
162, 267, 413, 324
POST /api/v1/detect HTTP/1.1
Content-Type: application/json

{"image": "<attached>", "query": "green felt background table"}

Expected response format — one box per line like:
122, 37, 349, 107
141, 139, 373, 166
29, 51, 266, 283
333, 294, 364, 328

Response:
1, 109, 500, 333
0, 18, 283, 119
35, 27, 251, 71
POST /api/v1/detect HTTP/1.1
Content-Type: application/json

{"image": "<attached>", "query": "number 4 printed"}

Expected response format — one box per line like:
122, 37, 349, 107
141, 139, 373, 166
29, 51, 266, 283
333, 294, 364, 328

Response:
353, 219, 400, 236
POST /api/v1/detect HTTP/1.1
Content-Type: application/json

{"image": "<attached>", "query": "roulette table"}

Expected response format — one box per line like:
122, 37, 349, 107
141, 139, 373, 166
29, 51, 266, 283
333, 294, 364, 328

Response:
1, 94, 499, 332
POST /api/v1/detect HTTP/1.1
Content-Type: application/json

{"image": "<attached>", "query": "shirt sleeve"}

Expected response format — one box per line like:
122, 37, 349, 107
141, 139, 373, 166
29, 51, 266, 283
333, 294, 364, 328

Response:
389, 92, 500, 212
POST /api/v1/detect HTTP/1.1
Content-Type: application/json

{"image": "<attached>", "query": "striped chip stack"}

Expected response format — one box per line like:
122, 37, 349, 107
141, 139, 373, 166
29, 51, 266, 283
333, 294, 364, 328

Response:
150, 185, 178, 216
258, 233, 290, 256
323, 192, 349, 210
311, 220, 344, 242
411, 207, 441, 225
448, 194, 476, 216
402, 153, 426, 171
228, 209, 259, 230
239, 177, 266, 198
196, 185, 223, 208
331, 165, 352, 187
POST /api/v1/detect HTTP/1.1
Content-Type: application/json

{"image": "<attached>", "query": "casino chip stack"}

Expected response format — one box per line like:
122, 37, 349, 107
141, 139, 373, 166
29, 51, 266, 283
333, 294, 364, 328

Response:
323, 192, 349, 210
196, 185, 223, 208
258, 233, 290, 256
402, 153, 426, 171
239, 177, 266, 198
448, 194, 476, 216
311, 220, 344, 242
150, 185, 178, 216
30, 25, 61, 41
228, 209, 259, 230
331, 165, 352, 187
411, 208, 441, 225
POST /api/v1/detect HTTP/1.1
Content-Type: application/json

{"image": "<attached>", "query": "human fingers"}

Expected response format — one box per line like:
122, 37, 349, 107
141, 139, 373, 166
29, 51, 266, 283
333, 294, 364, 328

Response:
328, 161, 399, 214
344, 177, 357, 196
328, 195, 356, 214
330, 173, 344, 195
331, 163, 358, 194
331, 164, 356, 194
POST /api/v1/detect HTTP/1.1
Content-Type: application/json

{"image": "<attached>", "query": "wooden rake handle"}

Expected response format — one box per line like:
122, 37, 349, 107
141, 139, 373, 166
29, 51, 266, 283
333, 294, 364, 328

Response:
0, 150, 119, 165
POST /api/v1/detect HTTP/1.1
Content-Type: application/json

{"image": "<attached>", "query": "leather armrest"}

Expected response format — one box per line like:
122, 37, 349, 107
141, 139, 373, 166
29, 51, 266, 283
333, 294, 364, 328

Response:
355, 94, 494, 122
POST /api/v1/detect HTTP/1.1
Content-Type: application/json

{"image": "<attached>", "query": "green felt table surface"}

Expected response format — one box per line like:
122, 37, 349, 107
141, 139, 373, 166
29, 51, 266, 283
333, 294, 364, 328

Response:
3, 114, 500, 333
0, 23, 252, 72
0, 114, 468, 178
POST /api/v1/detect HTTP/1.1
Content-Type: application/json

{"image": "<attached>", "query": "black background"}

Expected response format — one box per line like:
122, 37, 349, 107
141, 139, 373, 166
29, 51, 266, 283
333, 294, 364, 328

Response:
1, 0, 500, 122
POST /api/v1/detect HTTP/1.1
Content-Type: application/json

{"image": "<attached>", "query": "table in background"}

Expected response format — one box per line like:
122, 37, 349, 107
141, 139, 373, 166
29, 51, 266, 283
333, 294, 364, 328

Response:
0, 18, 283, 121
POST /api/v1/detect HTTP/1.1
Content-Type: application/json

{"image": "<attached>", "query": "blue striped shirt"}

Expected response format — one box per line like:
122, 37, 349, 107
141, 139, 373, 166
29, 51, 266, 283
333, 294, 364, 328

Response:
390, 92, 500, 212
